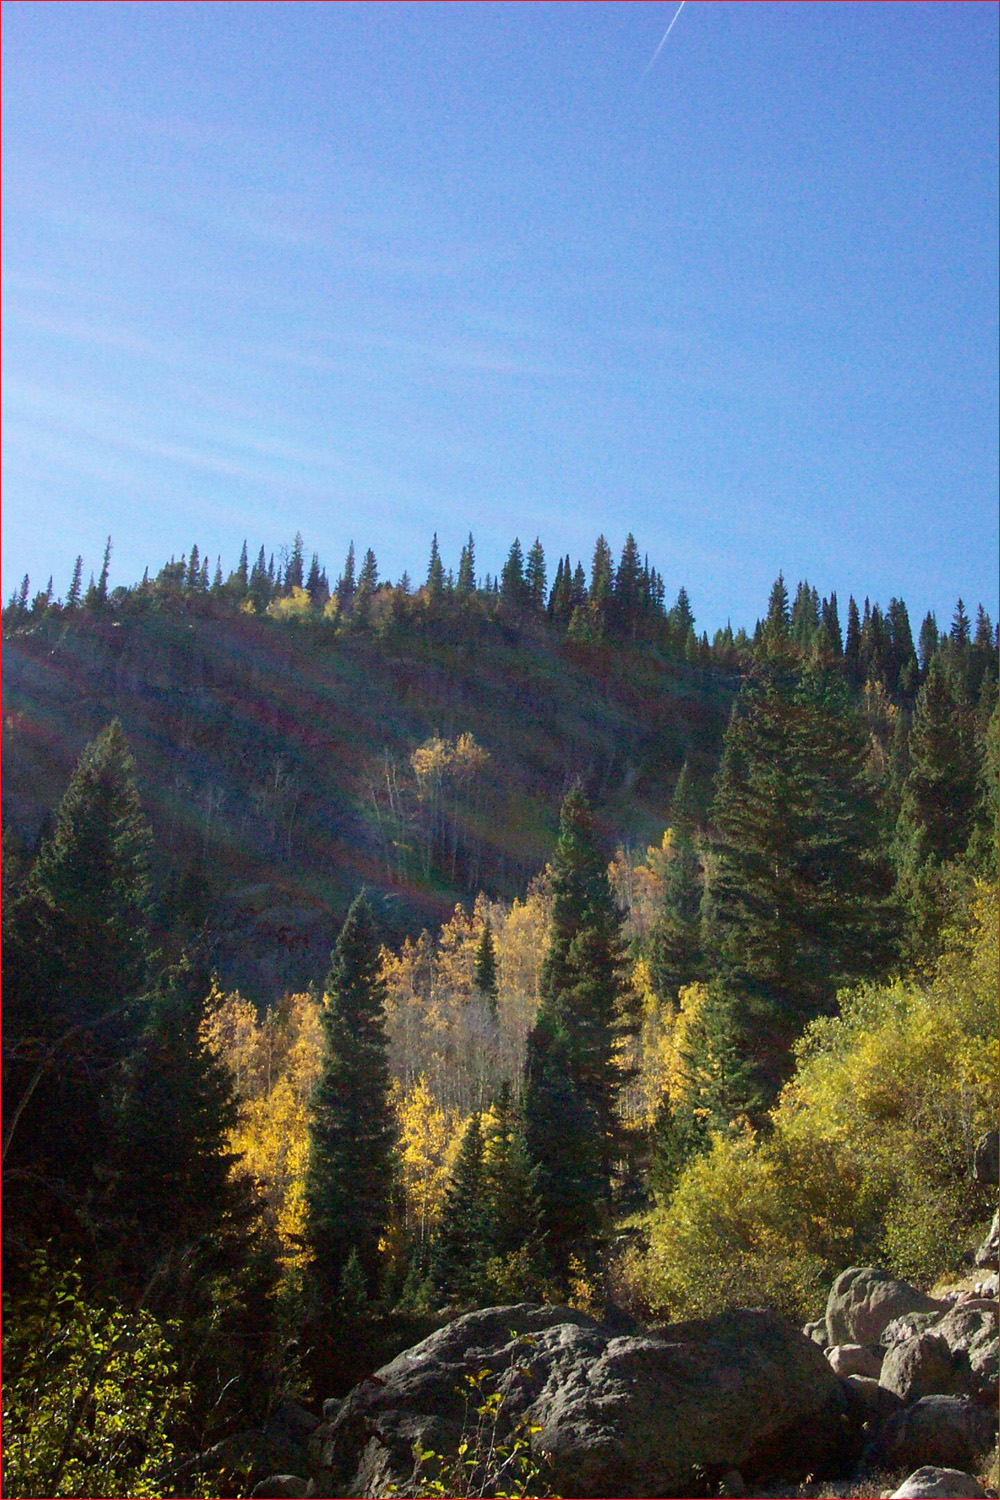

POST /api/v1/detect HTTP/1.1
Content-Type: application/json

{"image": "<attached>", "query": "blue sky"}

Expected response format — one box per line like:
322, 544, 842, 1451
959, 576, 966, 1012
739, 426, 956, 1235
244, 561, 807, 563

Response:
3, 1, 997, 633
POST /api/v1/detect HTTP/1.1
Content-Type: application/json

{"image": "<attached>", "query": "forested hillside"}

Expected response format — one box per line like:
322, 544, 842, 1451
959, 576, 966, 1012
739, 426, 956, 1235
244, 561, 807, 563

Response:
2, 530, 997, 1497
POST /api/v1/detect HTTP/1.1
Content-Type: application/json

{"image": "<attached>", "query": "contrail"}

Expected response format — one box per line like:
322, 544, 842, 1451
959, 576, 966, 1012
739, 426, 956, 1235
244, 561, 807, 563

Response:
642, 0, 687, 78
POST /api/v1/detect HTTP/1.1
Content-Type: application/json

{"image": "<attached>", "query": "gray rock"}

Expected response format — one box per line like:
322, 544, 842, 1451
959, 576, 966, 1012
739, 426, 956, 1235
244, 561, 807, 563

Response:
873, 1395, 998, 1473
843, 1375, 904, 1425
311, 1302, 856, 1498
884, 1312, 952, 1348
249, 1477, 310, 1499
826, 1267, 946, 1347
828, 1343, 885, 1378
880, 1332, 968, 1403
974, 1211, 999, 1271
933, 1302, 999, 1401
973, 1128, 999, 1188
803, 1318, 829, 1347
890, 1465, 988, 1498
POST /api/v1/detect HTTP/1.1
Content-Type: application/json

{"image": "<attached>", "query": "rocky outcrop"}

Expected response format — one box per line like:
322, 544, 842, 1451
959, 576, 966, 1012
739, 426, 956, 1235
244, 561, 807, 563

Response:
825, 1267, 946, 1347
974, 1210, 999, 1271
309, 1302, 857, 1499
879, 1301, 999, 1405
889, 1466, 988, 1498
973, 1128, 999, 1188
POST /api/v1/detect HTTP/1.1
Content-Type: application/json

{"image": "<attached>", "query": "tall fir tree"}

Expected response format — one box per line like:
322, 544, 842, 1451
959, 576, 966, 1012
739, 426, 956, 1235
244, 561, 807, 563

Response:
66, 555, 84, 610
647, 761, 703, 1007
526, 538, 547, 612
456, 533, 476, 597
473, 920, 499, 1016
431, 1113, 488, 1301
305, 894, 395, 1302
523, 787, 629, 1275
425, 534, 445, 601
706, 648, 896, 1110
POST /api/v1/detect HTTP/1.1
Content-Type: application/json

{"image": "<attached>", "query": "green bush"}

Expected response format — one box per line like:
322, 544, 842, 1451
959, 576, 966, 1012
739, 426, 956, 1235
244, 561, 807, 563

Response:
633, 886, 999, 1322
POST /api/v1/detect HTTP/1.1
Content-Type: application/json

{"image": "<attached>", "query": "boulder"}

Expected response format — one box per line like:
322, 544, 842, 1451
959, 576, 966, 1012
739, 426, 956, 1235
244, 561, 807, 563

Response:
883, 1311, 950, 1348
843, 1374, 904, 1425
889, 1466, 988, 1498
872, 1395, 997, 1473
827, 1343, 884, 1378
972, 1128, 999, 1188
826, 1267, 946, 1347
310, 1302, 857, 1498
249, 1478, 311, 1499
803, 1318, 829, 1347
974, 1211, 999, 1271
932, 1302, 999, 1401
879, 1332, 967, 1404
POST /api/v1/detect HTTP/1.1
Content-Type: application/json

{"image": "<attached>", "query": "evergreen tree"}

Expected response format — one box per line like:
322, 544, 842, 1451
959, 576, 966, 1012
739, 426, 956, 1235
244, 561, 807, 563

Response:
588, 536, 614, 633
3, 723, 155, 1259
523, 787, 629, 1274
457, 533, 476, 597
305, 894, 395, 1302
248, 546, 271, 613
111, 949, 252, 1310
844, 596, 863, 687
306, 553, 325, 606
425, 534, 445, 601
707, 650, 896, 1110
526, 538, 547, 612
763, 573, 790, 643
500, 538, 528, 610
647, 762, 703, 1007
613, 533, 642, 639
337, 542, 357, 612
186, 545, 202, 592
896, 654, 978, 871
481, 1083, 546, 1275
95, 537, 112, 608
233, 540, 250, 600
354, 548, 379, 623
66, 555, 84, 610
473, 921, 499, 1015
917, 612, 939, 675
570, 561, 588, 610
432, 1113, 487, 1300
950, 598, 971, 650
548, 556, 569, 622
286, 532, 305, 592
821, 592, 843, 656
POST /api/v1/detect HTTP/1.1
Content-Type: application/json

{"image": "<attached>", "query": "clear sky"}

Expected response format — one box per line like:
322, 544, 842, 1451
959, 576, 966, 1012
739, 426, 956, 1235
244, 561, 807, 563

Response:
3, 1, 998, 633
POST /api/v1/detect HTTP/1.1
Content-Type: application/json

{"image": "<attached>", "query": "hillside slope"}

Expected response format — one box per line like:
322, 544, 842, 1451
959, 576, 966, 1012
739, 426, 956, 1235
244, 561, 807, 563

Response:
1, 602, 734, 998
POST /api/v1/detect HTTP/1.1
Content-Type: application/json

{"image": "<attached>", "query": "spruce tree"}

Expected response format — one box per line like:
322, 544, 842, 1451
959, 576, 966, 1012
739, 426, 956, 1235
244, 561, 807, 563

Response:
526, 538, 547, 612
523, 787, 629, 1274
457, 533, 476, 597
707, 648, 896, 1109
896, 654, 978, 871
473, 920, 499, 1015
647, 762, 703, 1007
432, 1113, 488, 1300
3, 722, 155, 1259
844, 596, 863, 687
425, 534, 445, 601
287, 532, 305, 592
613, 534, 642, 639
66, 555, 84, 610
500, 538, 528, 610
305, 894, 395, 1302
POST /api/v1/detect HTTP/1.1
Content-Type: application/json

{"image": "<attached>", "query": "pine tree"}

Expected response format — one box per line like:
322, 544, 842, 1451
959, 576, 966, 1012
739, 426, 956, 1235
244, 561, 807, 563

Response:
305, 894, 395, 1302
66, 556, 84, 610
473, 921, 499, 1016
951, 598, 971, 650
896, 654, 978, 871
111, 949, 253, 1309
457, 533, 476, 597
500, 538, 528, 610
647, 762, 703, 1007
821, 592, 843, 655
432, 1113, 487, 1300
481, 1083, 545, 1264
3, 722, 155, 1256
917, 612, 939, 675
94, 537, 112, 608
186, 545, 202, 592
424, 534, 445, 602
526, 538, 547, 612
248, 546, 271, 613
232, 540, 250, 600
287, 532, 305, 592
523, 787, 629, 1274
613, 534, 642, 639
354, 548, 379, 624
707, 650, 896, 1110
844, 596, 863, 687
588, 536, 614, 634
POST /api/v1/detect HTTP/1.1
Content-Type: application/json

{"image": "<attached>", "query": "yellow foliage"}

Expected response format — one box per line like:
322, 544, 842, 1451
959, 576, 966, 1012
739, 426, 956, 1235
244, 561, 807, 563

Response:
202, 989, 323, 1274
393, 1076, 467, 1247
635, 886, 1000, 1321
267, 585, 313, 621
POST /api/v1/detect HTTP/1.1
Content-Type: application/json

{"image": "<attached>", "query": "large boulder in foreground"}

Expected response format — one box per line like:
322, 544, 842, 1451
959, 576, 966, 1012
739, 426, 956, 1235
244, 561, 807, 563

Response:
889, 1466, 988, 1498
825, 1267, 945, 1347
309, 1303, 856, 1498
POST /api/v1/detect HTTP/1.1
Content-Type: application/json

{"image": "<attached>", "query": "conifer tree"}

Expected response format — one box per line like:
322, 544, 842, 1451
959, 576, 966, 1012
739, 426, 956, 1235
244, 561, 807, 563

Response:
844, 596, 863, 687
613, 534, 642, 639
588, 536, 614, 633
457, 533, 476, 597
305, 553, 324, 606
3, 722, 155, 1256
305, 894, 394, 1302
526, 538, 547, 612
481, 1082, 545, 1266
233, 540, 250, 600
647, 761, 703, 1006
287, 532, 305, 592
571, 561, 588, 610
896, 654, 978, 871
248, 546, 271, 613
500, 538, 528, 610
432, 1113, 487, 1300
523, 787, 629, 1274
473, 921, 499, 1016
425, 534, 445, 601
821, 592, 843, 655
707, 649, 896, 1109
66, 555, 84, 610
337, 542, 357, 612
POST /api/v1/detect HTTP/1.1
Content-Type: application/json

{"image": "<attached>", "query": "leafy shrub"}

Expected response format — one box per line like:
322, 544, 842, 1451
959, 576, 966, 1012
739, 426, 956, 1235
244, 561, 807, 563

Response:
633, 886, 999, 1321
